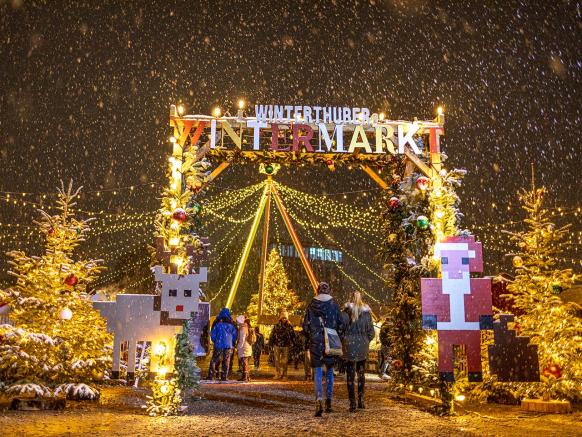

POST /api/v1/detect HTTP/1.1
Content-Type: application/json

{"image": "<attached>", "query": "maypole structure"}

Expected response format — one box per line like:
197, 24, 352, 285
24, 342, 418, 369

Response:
224, 163, 318, 314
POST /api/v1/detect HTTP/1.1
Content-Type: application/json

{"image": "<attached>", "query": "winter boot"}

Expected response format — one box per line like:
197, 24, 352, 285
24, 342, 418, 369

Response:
348, 383, 357, 412
315, 400, 323, 417
358, 376, 365, 409
325, 398, 332, 413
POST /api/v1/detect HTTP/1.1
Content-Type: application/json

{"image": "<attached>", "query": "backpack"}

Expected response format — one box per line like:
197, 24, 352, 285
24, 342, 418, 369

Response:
246, 327, 256, 345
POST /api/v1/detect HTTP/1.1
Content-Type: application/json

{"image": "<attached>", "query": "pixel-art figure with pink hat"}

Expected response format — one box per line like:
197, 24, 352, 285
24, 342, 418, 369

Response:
421, 235, 493, 382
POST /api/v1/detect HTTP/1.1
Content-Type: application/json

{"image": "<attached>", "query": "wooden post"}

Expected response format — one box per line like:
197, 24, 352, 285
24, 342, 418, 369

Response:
257, 178, 272, 319
270, 183, 319, 294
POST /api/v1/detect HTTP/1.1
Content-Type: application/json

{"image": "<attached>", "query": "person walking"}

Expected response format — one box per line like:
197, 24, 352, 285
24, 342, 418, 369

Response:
378, 316, 392, 379
236, 315, 254, 382
343, 292, 375, 412
208, 307, 238, 381
269, 309, 295, 380
252, 326, 265, 370
302, 282, 345, 417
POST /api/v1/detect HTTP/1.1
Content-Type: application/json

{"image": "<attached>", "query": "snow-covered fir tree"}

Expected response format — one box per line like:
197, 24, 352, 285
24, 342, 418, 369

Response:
502, 184, 581, 401
0, 181, 112, 399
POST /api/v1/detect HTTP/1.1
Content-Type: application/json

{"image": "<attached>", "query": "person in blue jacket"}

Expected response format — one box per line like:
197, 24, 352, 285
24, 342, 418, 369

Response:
208, 307, 238, 381
302, 282, 346, 417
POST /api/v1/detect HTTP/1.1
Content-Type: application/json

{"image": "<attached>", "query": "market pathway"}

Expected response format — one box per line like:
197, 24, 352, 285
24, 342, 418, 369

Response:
0, 368, 579, 436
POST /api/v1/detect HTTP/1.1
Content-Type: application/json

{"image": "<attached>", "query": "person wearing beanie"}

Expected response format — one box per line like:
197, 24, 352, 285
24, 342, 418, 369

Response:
302, 282, 346, 416
269, 308, 295, 380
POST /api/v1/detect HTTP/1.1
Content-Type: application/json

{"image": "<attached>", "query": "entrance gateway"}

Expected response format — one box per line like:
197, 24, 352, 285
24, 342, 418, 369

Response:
166, 102, 445, 323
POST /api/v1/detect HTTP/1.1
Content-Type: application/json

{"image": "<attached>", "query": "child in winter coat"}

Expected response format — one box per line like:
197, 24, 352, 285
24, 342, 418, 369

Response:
208, 308, 238, 381
236, 315, 253, 382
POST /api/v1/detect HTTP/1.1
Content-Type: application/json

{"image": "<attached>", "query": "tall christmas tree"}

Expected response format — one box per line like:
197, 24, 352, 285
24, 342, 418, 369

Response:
0, 181, 112, 399
247, 248, 301, 325
502, 183, 581, 401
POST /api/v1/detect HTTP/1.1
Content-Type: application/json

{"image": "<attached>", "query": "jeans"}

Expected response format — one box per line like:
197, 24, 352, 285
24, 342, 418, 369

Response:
273, 346, 289, 377
208, 348, 232, 380
314, 365, 334, 400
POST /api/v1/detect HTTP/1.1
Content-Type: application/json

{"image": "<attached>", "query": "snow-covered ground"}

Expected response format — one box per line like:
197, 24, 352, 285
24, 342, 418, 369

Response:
1, 365, 580, 437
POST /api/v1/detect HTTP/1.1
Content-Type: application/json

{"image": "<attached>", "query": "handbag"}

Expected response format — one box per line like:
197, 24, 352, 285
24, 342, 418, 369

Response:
319, 317, 343, 357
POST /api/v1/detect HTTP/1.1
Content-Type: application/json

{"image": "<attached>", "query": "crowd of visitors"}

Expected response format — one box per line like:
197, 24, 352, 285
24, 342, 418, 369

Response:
205, 281, 383, 416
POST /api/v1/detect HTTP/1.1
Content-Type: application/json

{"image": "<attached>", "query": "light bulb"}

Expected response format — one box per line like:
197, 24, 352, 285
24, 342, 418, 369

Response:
437, 106, 444, 116
212, 106, 221, 117
238, 99, 245, 110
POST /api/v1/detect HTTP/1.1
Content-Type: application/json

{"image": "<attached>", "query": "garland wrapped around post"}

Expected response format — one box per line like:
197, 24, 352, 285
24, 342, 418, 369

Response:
146, 115, 211, 416
380, 168, 467, 403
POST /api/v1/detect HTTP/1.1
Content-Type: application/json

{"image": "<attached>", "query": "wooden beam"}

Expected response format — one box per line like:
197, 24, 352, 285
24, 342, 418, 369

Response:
361, 165, 389, 190
403, 148, 433, 177
270, 184, 319, 294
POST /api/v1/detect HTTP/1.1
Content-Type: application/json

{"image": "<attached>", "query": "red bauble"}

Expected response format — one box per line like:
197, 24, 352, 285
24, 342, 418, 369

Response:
172, 208, 187, 223
326, 159, 334, 166
389, 196, 400, 209
416, 176, 430, 191
543, 363, 562, 379
48, 227, 55, 235
392, 359, 403, 369
64, 274, 78, 287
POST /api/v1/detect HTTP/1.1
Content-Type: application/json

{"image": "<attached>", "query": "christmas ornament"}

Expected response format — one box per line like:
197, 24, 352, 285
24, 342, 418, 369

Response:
404, 223, 415, 235
64, 274, 78, 287
76, 227, 82, 235
551, 282, 563, 295
542, 363, 562, 379
388, 196, 400, 209
392, 359, 403, 369
192, 204, 201, 214
326, 159, 333, 166
172, 208, 187, 223
416, 215, 430, 230
48, 227, 55, 235
416, 176, 430, 191
60, 307, 73, 320
512, 256, 524, 268
388, 233, 398, 243
265, 164, 274, 175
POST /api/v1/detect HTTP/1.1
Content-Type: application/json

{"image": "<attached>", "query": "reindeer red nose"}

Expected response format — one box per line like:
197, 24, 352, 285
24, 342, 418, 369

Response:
176, 305, 184, 312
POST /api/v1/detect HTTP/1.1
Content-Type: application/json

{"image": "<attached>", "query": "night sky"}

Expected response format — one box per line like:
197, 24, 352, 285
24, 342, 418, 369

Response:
1, 1, 580, 303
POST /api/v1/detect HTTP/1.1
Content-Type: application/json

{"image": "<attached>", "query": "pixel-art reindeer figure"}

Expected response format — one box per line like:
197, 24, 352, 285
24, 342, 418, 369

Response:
421, 235, 493, 382
93, 265, 207, 380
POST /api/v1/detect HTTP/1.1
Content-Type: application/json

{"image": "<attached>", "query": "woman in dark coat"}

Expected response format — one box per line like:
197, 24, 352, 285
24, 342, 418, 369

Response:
302, 282, 345, 417
342, 292, 375, 412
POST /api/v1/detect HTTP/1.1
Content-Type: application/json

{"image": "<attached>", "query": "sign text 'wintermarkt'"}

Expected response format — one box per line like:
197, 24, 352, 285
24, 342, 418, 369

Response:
172, 104, 444, 157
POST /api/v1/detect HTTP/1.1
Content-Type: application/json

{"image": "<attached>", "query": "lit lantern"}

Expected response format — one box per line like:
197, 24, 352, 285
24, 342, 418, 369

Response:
416, 176, 430, 191
172, 208, 187, 223
60, 307, 73, 320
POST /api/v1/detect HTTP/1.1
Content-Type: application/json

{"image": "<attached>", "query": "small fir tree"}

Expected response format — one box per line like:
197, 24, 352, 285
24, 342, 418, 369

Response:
0, 181, 111, 399
502, 184, 581, 401
174, 320, 201, 398
247, 248, 302, 325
